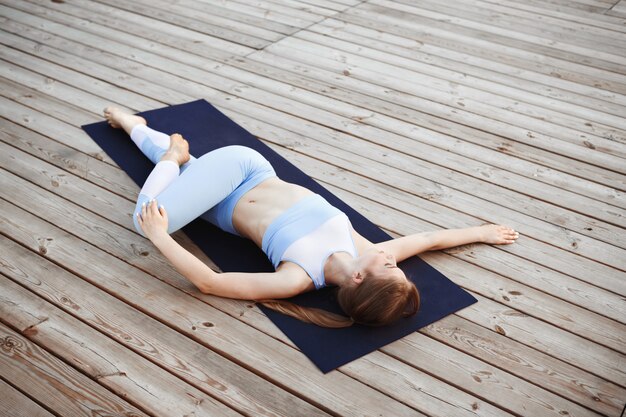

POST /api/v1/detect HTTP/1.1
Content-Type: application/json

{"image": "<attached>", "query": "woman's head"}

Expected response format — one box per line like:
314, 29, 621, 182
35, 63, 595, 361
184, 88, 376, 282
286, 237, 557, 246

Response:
337, 248, 420, 326
260, 248, 420, 328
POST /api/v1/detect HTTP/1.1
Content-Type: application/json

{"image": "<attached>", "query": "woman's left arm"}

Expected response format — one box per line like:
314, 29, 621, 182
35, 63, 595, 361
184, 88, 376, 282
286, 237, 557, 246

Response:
376, 225, 519, 263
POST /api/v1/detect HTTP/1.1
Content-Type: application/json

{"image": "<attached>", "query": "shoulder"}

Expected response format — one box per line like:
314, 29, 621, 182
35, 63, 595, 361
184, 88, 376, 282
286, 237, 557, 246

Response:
349, 226, 377, 256
276, 261, 316, 293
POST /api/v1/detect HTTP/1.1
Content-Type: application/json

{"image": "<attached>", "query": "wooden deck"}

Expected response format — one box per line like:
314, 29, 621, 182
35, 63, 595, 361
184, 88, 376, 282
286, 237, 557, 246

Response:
1, 0, 625, 416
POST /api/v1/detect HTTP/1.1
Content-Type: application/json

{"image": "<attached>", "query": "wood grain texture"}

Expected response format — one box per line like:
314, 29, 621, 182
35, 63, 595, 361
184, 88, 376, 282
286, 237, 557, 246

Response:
0, 380, 56, 417
1, 0, 625, 416
0, 322, 148, 417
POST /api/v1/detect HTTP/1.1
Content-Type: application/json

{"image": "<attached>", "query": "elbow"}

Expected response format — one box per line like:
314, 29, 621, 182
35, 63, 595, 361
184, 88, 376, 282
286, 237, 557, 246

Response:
198, 282, 212, 295
195, 271, 216, 295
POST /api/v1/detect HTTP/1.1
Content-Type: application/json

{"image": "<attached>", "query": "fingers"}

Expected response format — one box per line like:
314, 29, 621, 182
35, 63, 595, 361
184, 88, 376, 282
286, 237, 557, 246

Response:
503, 227, 519, 244
159, 204, 168, 220
149, 199, 159, 215
137, 200, 155, 220
138, 200, 166, 219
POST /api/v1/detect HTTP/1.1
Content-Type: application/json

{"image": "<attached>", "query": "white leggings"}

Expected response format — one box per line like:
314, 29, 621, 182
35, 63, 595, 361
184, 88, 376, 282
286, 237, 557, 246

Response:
131, 125, 276, 237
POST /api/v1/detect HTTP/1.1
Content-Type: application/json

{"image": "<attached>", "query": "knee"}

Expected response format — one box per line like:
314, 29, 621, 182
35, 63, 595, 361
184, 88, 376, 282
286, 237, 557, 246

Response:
197, 145, 268, 173
132, 214, 145, 237
133, 196, 149, 237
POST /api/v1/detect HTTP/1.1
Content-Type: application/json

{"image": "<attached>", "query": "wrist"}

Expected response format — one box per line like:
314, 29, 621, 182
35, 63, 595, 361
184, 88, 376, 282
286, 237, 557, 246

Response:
475, 225, 488, 243
149, 231, 172, 247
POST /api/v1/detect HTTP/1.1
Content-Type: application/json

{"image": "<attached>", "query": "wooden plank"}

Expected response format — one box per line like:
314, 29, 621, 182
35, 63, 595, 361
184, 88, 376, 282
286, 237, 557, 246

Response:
476, 0, 626, 31
336, 351, 517, 417
176, 0, 331, 22
241, 46, 626, 193
366, 0, 626, 68
25, 0, 626, 191
2, 1, 620, 414
0, 142, 572, 412
2, 105, 620, 412
0, 201, 422, 416
264, 35, 626, 157
311, 18, 626, 114
18, 0, 626, 157
231, 110, 626, 320
141, 0, 299, 34
3, 87, 626, 334
38, 0, 251, 63
6, 95, 620, 396
376, 330, 607, 417
1, 147, 615, 417
202, 0, 336, 20
9, 33, 615, 219
0, 278, 245, 417
390, 0, 626, 56
0, 117, 137, 199
2, 51, 620, 292
507, 0, 621, 16
95, 0, 315, 38
338, 6, 626, 93
0, 238, 499, 417
320, 184, 626, 416
257, 40, 626, 171
5, 66, 624, 262
454, 0, 626, 40
21, 0, 253, 59
2, 140, 624, 385
0, 380, 55, 417
118, 0, 290, 42
417, 314, 626, 416
242, 48, 626, 195
71, 0, 273, 49
0, 96, 115, 164
1, 77, 622, 332
0, 50, 161, 113
609, 0, 626, 16
8, 0, 624, 193
0, 236, 330, 417
4, 14, 626, 265
293, 26, 626, 133
4, 72, 624, 316
0, 60, 154, 118
0, 322, 149, 417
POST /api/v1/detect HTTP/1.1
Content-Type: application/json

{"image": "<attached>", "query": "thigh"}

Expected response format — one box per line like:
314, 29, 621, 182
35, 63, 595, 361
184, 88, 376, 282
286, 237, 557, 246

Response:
146, 147, 251, 234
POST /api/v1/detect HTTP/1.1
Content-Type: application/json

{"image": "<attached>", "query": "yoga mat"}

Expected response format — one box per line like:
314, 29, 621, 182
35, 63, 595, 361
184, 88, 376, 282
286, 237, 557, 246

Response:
83, 99, 478, 373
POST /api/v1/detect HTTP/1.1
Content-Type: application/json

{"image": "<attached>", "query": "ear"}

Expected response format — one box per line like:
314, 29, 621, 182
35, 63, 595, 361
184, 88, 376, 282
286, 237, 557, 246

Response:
351, 271, 364, 285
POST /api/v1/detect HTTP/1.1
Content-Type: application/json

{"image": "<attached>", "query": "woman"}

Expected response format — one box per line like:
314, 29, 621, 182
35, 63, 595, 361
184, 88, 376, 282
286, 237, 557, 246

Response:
104, 107, 519, 328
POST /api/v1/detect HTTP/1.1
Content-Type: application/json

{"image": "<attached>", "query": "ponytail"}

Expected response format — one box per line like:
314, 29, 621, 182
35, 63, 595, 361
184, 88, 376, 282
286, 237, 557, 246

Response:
258, 275, 419, 328
258, 299, 355, 328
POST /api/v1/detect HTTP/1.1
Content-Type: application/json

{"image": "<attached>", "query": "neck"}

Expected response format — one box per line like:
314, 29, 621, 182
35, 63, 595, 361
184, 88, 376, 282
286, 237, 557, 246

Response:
324, 252, 355, 287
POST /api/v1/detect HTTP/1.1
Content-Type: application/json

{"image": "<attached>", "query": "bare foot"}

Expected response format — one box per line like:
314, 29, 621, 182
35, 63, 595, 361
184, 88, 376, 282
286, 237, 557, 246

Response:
160, 133, 190, 166
480, 224, 519, 245
103, 106, 146, 135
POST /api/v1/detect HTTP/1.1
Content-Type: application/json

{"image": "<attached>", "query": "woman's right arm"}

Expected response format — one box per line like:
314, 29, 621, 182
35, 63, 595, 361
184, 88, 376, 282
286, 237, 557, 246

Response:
139, 199, 309, 299
151, 233, 309, 299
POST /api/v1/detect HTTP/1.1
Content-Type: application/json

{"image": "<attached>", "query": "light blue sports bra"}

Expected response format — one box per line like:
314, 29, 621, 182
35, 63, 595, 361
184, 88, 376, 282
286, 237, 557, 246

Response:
261, 194, 358, 289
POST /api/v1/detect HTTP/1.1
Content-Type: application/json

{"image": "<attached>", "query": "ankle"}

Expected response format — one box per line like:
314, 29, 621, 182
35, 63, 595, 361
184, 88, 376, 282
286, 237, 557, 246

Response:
159, 151, 181, 166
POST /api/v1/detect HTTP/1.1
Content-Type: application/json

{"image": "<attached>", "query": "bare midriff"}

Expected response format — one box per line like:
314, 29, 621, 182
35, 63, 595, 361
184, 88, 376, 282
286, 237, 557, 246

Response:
231, 177, 314, 248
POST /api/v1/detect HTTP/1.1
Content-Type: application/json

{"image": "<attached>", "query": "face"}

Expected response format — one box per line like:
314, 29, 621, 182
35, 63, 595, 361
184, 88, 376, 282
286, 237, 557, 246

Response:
355, 248, 406, 282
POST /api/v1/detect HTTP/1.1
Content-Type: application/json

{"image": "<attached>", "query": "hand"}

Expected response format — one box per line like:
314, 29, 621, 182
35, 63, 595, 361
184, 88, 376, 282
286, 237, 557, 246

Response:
479, 224, 519, 245
137, 199, 169, 240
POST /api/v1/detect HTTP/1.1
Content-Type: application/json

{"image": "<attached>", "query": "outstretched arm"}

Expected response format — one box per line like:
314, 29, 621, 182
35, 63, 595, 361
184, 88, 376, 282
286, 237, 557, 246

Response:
376, 224, 519, 263
138, 200, 307, 299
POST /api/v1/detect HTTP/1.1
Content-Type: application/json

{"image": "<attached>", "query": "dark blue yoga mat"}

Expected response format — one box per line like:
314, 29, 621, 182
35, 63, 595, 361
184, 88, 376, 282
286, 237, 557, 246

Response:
83, 99, 477, 373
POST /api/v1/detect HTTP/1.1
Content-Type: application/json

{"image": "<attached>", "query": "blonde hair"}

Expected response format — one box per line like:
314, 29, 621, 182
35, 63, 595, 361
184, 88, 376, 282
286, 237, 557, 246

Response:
259, 272, 420, 328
